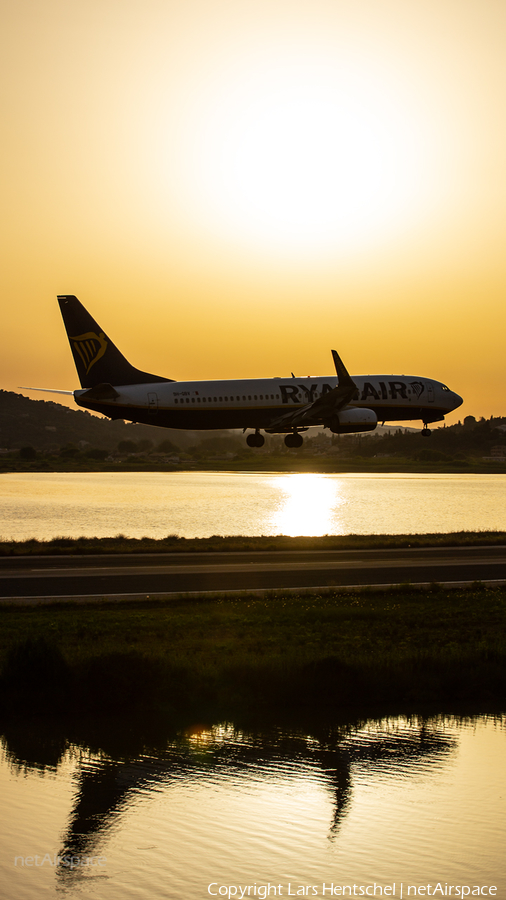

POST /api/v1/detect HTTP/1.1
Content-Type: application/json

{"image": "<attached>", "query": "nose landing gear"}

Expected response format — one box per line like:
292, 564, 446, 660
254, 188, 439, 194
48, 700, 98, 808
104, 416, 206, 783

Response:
421, 426, 432, 438
246, 431, 265, 448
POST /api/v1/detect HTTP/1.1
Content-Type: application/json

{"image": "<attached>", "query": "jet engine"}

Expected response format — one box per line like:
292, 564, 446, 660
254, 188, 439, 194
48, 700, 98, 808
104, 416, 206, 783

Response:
326, 408, 377, 434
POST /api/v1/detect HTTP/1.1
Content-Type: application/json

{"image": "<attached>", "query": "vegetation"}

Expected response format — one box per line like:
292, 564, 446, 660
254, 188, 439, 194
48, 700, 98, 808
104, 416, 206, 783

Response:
1, 585, 505, 718
0, 530, 505, 556
0, 389, 184, 453
1, 390, 505, 473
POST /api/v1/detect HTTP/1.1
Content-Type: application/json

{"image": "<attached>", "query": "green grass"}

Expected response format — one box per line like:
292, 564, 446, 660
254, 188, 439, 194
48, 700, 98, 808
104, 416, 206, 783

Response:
2, 455, 506, 475
1, 585, 505, 718
0, 530, 505, 555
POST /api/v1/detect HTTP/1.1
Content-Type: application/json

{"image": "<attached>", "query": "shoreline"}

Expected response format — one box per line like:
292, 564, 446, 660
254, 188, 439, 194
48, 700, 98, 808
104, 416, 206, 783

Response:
2, 458, 506, 474
1, 583, 505, 717
1, 530, 506, 555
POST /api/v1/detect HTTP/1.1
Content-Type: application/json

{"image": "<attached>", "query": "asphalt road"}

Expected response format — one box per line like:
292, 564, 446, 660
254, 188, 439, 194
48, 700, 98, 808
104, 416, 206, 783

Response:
1, 546, 505, 600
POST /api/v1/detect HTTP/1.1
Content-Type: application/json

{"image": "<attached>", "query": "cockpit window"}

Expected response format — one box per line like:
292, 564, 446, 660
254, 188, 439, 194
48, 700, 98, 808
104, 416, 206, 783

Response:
441, 384, 450, 391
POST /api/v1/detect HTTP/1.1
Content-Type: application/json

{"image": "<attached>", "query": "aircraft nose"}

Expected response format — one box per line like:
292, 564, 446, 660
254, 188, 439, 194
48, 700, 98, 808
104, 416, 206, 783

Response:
452, 392, 463, 411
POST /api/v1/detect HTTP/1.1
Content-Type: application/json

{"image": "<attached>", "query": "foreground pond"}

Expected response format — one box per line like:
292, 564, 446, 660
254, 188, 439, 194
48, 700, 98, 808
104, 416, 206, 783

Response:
1, 472, 506, 539
1, 715, 505, 900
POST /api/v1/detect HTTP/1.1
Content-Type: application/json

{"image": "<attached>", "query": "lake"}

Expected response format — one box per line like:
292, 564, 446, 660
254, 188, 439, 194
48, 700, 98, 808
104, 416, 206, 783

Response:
1, 715, 504, 900
1, 472, 505, 899
1, 472, 505, 540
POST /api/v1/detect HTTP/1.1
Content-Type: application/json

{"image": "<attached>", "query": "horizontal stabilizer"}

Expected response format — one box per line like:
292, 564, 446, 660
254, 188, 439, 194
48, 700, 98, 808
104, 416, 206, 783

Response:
19, 387, 74, 395
78, 382, 120, 401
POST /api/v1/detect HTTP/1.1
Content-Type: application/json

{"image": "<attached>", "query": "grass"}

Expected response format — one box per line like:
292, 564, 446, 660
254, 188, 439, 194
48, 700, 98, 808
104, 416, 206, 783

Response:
2, 456, 506, 475
0, 530, 505, 555
1, 584, 505, 719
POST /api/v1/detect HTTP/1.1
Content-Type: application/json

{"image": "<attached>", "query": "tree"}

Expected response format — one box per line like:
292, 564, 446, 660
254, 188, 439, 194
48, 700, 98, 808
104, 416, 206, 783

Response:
19, 445, 37, 459
117, 440, 138, 453
157, 439, 179, 454
85, 447, 109, 459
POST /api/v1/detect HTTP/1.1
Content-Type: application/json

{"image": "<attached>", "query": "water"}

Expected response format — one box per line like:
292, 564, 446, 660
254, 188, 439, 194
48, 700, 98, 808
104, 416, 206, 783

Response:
1, 472, 505, 540
2, 473, 504, 899
1, 716, 504, 900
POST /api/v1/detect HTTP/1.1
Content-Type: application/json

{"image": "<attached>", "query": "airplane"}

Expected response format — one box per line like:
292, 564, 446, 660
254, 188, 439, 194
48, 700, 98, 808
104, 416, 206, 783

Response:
41, 295, 463, 448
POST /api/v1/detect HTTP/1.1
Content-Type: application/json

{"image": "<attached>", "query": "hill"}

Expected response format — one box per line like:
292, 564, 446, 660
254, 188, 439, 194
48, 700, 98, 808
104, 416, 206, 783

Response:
0, 390, 191, 452
347, 413, 506, 462
1, 390, 505, 469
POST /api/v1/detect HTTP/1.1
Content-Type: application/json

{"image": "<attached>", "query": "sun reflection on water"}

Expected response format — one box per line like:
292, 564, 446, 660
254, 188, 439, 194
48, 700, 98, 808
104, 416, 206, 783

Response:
183, 723, 240, 748
269, 473, 345, 536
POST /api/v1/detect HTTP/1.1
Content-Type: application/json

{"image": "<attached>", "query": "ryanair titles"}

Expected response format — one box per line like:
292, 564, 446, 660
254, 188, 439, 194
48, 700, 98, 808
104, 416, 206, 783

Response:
279, 381, 425, 404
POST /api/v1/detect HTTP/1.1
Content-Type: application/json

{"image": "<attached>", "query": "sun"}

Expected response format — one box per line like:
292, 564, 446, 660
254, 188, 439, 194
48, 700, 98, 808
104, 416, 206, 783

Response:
180, 51, 432, 258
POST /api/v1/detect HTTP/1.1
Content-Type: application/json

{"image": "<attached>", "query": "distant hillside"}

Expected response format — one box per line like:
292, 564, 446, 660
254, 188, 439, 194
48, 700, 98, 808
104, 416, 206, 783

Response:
0, 390, 192, 451
1, 390, 505, 464
344, 413, 506, 461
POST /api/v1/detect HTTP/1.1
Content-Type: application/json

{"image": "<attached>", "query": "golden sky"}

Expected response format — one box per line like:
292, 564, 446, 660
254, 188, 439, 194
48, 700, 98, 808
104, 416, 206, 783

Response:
1, 0, 505, 423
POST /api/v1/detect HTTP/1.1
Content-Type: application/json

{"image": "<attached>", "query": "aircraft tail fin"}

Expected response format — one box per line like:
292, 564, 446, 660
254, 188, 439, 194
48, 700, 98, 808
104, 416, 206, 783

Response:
58, 295, 172, 388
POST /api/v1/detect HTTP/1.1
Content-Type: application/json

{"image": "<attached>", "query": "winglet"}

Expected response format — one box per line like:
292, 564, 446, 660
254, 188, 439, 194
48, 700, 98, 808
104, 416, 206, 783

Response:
331, 349, 357, 390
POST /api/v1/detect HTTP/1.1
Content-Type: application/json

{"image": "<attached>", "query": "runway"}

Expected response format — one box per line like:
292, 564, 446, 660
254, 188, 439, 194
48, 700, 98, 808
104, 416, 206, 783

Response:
1, 545, 505, 602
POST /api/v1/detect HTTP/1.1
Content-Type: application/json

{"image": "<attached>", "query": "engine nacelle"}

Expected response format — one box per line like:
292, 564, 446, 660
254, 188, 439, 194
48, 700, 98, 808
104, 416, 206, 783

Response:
326, 407, 377, 434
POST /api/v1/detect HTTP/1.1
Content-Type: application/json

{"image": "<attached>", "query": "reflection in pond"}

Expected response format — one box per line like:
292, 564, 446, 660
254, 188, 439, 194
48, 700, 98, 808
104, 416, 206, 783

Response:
3, 715, 503, 900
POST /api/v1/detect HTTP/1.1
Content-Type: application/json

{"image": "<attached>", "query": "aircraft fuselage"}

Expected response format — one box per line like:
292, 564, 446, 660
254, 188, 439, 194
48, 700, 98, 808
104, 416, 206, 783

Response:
57, 295, 463, 446
74, 374, 461, 432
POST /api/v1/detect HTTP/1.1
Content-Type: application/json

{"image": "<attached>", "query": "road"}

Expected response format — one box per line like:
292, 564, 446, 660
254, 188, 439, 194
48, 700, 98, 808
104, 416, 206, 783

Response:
0, 546, 505, 601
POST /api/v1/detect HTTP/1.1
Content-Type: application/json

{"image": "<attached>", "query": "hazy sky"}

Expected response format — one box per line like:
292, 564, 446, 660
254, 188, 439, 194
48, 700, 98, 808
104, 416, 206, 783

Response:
1, 0, 505, 423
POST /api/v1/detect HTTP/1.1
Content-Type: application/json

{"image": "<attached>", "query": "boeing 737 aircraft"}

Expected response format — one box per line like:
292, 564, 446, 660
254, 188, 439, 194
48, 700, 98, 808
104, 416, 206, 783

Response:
49, 295, 462, 448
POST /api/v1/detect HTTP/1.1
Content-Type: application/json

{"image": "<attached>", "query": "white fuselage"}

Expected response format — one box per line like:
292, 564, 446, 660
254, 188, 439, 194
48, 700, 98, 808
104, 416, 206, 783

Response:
75, 373, 463, 432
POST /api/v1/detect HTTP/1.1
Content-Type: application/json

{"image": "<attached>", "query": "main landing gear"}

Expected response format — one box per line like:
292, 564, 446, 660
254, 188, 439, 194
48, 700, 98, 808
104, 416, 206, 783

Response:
245, 430, 304, 449
246, 431, 265, 448
421, 426, 432, 438
284, 431, 303, 449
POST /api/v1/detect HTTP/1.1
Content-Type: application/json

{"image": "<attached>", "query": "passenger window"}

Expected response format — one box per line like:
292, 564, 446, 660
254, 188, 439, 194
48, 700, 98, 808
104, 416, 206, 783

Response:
248, 396, 251, 400
254, 395, 257, 400
192, 398, 195, 403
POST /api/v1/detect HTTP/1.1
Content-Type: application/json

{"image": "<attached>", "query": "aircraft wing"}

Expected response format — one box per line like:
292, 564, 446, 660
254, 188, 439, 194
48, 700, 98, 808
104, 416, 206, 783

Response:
267, 349, 358, 432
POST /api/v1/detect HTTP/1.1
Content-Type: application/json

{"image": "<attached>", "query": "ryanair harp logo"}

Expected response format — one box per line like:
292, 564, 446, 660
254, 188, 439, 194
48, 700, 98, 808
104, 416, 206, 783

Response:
70, 331, 108, 375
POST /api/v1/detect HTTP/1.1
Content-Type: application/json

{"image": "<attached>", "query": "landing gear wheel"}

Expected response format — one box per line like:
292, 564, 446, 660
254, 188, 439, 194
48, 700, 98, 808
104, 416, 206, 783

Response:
421, 427, 432, 438
285, 432, 303, 448
246, 431, 265, 448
